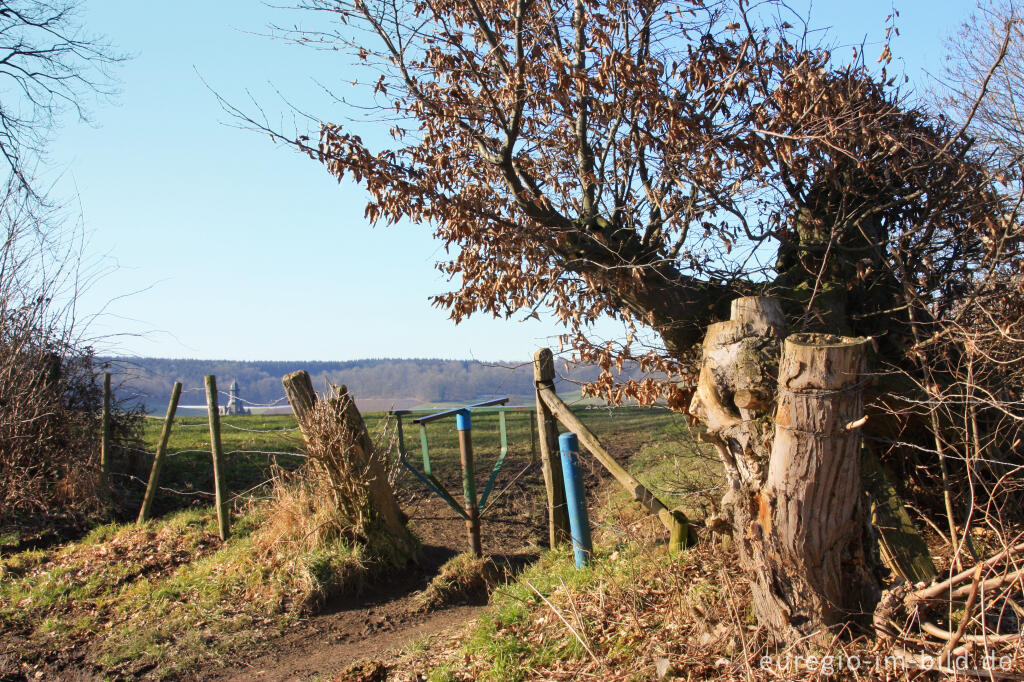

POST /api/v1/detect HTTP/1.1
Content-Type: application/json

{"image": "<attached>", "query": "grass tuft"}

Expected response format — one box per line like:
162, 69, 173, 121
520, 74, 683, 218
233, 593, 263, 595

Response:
413, 553, 502, 612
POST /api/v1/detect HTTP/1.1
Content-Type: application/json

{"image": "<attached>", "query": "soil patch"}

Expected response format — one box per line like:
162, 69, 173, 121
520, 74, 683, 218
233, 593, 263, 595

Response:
205, 466, 552, 681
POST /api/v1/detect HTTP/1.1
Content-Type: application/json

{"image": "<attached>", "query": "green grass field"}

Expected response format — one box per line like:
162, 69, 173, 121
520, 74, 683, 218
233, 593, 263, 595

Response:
134, 414, 307, 515
135, 402, 717, 525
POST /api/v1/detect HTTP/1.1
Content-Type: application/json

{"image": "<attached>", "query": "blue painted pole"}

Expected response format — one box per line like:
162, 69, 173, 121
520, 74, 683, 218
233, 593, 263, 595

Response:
558, 432, 592, 568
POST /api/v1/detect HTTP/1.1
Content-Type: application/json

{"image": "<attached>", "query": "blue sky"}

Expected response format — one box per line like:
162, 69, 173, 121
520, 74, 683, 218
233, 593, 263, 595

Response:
51, 0, 976, 362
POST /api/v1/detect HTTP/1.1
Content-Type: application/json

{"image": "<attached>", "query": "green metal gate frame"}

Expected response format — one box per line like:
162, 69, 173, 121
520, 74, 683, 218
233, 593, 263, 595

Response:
390, 398, 536, 520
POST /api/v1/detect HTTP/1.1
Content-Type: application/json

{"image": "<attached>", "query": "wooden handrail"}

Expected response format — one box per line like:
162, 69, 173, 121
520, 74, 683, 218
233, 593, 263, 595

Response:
536, 384, 682, 535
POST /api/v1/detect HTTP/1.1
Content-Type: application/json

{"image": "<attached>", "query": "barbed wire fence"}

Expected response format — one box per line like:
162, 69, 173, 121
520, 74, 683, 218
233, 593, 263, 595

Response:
113, 374, 709, 549
113, 382, 310, 525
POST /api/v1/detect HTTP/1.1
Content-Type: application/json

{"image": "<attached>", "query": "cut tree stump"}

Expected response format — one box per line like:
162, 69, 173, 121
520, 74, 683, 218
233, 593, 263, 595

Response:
759, 333, 878, 638
690, 297, 879, 643
282, 370, 417, 557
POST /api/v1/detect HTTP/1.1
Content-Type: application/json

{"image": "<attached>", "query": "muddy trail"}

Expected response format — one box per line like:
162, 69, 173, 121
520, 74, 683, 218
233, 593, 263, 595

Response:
0, 435, 640, 682
208, 472, 550, 681
207, 437, 637, 681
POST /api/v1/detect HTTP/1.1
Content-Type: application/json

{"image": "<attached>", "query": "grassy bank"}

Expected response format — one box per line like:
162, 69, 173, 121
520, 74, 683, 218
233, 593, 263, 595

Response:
0, 404, 707, 679
0, 497, 364, 678
377, 415, 726, 681
390, 515, 738, 681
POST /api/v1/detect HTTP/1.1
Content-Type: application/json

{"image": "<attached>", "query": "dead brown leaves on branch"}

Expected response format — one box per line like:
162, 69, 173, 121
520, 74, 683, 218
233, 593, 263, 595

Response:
253, 2, 1024, 568
265, 0, 1014, 411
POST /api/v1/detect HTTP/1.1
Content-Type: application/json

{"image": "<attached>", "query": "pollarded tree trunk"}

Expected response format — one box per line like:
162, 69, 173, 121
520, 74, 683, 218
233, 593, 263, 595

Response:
690, 297, 878, 643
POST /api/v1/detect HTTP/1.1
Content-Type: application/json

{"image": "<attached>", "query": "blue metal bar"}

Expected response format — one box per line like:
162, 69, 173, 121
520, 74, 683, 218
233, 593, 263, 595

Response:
558, 432, 593, 568
413, 398, 509, 424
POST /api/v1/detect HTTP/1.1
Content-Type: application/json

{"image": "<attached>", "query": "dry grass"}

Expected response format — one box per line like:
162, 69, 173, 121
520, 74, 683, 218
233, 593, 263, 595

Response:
300, 392, 378, 538
245, 470, 371, 612
387, 470, 1024, 681
0, 391, 420, 678
244, 391, 417, 611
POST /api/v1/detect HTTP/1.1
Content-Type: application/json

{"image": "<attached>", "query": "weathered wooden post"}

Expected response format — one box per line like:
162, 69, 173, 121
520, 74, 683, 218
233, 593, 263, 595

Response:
533, 349, 570, 548
282, 370, 417, 555
138, 381, 182, 523
456, 410, 483, 557
536, 376, 693, 543
861, 449, 937, 583
204, 375, 230, 540
100, 372, 111, 486
668, 510, 690, 556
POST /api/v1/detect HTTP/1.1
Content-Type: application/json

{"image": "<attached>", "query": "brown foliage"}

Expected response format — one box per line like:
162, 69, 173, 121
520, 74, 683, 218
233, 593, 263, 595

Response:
261, 0, 1024, 530
254, 0, 1024, 646
258, 0, 1014, 408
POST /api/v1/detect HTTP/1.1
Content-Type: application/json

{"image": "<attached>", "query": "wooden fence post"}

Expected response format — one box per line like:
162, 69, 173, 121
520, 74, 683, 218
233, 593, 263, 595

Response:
138, 381, 182, 523
456, 410, 483, 557
534, 349, 570, 548
536, 380, 694, 543
205, 375, 230, 540
282, 371, 417, 555
100, 372, 112, 488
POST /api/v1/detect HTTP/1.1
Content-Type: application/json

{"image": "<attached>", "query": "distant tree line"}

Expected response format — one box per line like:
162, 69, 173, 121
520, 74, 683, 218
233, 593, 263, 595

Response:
103, 356, 634, 411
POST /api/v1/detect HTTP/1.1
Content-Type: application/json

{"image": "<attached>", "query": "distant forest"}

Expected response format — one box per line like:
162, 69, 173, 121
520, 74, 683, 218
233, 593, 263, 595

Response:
101, 357, 627, 412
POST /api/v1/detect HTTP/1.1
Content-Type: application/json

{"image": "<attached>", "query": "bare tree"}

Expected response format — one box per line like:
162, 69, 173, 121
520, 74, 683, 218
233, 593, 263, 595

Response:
941, 1, 1024, 174
0, 0, 123, 194
0, 173, 140, 533
0, 2, 133, 533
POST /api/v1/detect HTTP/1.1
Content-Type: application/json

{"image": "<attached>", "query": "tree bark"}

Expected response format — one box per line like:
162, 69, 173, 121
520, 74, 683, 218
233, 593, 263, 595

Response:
758, 333, 877, 638
690, 297, 879, 643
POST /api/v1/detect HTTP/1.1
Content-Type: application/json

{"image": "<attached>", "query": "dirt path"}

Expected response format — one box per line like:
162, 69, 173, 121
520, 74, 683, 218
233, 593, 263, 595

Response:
210, 476, 549, 681
206, 434, 637, 681
216, 569, 481, 681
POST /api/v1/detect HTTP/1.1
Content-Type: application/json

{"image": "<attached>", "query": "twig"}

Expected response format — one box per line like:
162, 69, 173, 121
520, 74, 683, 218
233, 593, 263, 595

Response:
719, 567, 754, 682
558, 577, 591, 652
914, 541, 1024, 601
940, 564, 982, 663
921, 620, 1022, 645
524, 580, 599, 665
